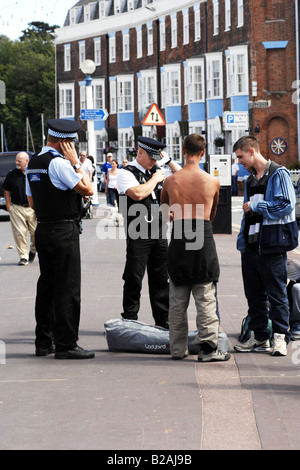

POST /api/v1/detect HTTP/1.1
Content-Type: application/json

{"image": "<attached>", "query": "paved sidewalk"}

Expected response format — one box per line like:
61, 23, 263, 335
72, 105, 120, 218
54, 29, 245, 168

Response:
0, 205, 300, 450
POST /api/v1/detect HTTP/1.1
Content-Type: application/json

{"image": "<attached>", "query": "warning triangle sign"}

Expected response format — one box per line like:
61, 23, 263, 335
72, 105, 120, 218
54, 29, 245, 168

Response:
143, 103, 166, 126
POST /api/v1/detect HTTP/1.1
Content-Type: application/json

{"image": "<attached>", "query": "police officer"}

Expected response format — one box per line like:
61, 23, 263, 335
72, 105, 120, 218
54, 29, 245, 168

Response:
117, 136, 181, 328
26, 119, 95, 359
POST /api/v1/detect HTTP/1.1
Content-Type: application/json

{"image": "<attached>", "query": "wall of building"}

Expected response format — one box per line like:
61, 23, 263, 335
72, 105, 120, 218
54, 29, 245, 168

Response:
55, 0, 298, 166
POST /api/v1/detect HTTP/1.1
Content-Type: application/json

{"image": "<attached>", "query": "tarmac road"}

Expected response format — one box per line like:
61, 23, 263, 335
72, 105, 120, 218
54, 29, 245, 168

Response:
0, 197, 300, 451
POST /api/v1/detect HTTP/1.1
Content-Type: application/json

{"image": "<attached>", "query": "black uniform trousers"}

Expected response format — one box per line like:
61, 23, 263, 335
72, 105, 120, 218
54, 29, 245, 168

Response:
122, 236, 169, 327
34, 221, 81, 352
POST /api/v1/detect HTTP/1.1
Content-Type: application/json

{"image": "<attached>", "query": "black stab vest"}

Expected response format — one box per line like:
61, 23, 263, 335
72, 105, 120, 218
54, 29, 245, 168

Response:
27, 150, 81, 222
119, 164, 163, 238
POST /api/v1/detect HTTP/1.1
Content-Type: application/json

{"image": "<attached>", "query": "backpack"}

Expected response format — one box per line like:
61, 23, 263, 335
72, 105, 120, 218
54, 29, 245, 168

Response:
239, 315, 273, 343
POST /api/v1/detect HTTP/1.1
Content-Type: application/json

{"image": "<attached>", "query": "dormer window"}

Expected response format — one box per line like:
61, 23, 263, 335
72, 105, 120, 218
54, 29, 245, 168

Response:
99, 1, 106, 18
115, 0, 121, 14
84, 5, 90, 22
70, 8, 77, 25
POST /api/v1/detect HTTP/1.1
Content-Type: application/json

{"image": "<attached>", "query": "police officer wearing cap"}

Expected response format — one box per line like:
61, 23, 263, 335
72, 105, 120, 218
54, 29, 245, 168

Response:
117, 136, 181, 328
26, 119, 95, 359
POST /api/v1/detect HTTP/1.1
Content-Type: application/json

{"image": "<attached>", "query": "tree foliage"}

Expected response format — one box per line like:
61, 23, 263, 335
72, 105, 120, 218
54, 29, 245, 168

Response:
0, 22, 58, 151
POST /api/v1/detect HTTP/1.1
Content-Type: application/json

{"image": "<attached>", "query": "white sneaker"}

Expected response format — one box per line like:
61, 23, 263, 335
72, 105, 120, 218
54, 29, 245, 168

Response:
234, 331, 270, 352
272, 333, 287, 356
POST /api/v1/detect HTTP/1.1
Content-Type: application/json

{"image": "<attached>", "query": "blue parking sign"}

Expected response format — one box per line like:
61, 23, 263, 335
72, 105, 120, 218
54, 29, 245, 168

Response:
227, 114, 234, 124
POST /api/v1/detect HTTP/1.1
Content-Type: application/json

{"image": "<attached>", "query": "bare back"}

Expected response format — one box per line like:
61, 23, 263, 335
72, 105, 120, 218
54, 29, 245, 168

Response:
161, 167, 220, 221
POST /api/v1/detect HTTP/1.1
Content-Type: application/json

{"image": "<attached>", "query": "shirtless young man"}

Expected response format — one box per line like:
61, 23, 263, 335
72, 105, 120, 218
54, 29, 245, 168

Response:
161, 134, 231, 362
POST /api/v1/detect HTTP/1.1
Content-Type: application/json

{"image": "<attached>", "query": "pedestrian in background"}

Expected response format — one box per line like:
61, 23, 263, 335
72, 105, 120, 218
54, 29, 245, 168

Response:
102, 152, 113, 185
26, 119, 95, 360
233, 136, 298, 356
3, 152, 37, 266
161, 134, 230, 362
79, 150, 93, 181
105, 159, 119, 208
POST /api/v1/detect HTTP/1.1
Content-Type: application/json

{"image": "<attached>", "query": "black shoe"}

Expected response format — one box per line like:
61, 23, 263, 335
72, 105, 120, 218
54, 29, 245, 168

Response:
29, 252, 36, 263
18, 258, 28, 266
55, 346, 95, 360
36, 344, 55, 357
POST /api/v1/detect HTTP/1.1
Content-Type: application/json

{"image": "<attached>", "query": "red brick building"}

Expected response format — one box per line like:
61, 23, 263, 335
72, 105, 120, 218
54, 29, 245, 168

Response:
54, 0, 299, 166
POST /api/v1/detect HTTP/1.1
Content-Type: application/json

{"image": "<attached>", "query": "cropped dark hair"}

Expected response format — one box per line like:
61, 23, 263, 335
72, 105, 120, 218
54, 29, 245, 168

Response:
233, 135, 260, 153
183, 134, 206, 155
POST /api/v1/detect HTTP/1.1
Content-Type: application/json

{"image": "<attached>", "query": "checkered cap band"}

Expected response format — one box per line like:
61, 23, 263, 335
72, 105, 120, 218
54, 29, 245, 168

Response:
138, 141, 162, 156
48, 128, 78, 139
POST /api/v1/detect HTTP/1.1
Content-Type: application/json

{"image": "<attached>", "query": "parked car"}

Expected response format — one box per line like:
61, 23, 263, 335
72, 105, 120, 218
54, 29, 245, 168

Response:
294, 177, 300, 223
0, 151, 33, 211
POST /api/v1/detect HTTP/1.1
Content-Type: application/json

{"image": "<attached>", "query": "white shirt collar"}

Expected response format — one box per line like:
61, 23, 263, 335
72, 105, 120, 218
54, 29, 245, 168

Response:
129, 158, 147, 173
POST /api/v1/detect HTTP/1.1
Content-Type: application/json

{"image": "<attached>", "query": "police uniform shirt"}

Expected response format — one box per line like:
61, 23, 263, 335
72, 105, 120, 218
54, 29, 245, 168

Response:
3, 168, 29, 206
117, 159, 147, 195
26, 146, 82, 197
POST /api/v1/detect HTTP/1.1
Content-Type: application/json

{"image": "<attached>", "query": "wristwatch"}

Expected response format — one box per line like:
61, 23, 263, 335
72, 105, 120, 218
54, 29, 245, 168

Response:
73, 162, 82, 171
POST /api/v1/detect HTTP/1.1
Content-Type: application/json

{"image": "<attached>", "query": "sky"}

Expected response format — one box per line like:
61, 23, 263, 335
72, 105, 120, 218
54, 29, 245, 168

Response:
0, 0, 78, 40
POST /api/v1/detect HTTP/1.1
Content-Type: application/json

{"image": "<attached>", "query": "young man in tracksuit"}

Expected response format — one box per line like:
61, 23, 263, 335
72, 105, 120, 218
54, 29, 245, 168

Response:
233, 136, 298, 356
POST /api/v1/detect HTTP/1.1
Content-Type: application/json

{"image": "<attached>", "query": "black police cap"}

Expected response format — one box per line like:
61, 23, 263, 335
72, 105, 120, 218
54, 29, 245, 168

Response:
47, 119, 81, 139
137, 136, 166, 160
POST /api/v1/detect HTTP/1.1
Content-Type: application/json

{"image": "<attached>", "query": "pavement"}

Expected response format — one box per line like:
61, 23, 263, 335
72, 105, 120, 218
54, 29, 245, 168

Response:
0, 196, 300, 451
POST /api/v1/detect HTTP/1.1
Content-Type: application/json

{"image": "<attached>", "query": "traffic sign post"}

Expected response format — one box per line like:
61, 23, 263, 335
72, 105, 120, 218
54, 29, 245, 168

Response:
143, 104, 166, 126
81, 109, 108, 121
223, 111, 249, 131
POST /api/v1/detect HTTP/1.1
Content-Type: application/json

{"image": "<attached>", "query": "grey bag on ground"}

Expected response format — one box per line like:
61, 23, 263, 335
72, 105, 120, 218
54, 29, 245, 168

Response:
104, 319, 230, 354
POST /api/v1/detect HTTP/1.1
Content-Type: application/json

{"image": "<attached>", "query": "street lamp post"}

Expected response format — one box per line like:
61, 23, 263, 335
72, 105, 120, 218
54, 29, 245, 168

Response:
80, 60, 96, 157
80, 60, 98, 205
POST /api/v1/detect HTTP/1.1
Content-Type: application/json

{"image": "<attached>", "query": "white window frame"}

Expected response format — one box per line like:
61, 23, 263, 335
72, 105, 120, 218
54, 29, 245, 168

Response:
94, 38, 101, 66
95, 133, 106, 163
147, 25, 153, 56
166, 125, 181, 161
99, 1, 106, 18
80, 85, 86, 110
138, 70, 157, 111
59, 83, 75, 118
226, 46, 248, 97
160, 21, 166, 51
123, 32, 130, 61
237, 0, 244, 27
110, 80, 117, 114
194, 9, 201, 41
70, 8, 78, 25
213, 1, 219, 36
64, 44, 71, 72
79, 41, 86, 68
225, 0, 231, 31
92, 79, 105, 109
171, 17, 177, 48
184, 58, 205, 104
137, 29, 142, 58
119, 129, 132, 159
161, 64, 181, 108
117, 75, 134, 113
183, 13, 189, 45
115, 0, 121, 14
128, 0, 134, 11
84, 5, 90, 22
206, 53, 223, 99
109, 36, 116, 63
